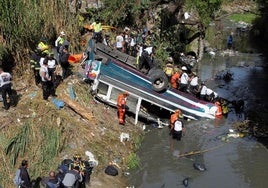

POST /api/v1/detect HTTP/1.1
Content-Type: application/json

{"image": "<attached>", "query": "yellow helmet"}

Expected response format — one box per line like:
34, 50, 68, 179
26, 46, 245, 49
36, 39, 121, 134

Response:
73, 154, 82, 161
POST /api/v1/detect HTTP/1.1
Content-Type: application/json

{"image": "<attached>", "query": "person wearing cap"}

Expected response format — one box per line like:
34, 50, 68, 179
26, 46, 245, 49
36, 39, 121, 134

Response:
37, 37, 50, 57
178, 66, 189, 92
164, 57, 174, 79
117, 91, 129, 125
170, 109, 183, 135
55, 31, 66, 54
172, 118, 185, 141
30, 51, 41, 86
189, 71, 199, 96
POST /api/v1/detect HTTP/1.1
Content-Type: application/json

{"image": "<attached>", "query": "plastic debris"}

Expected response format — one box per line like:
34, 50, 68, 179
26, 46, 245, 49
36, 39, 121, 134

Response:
29, 91, 37, 99
69, 85, 76, 100
52, 98, 65, 109
120, 132, 130, 142
85, 151, 98, 167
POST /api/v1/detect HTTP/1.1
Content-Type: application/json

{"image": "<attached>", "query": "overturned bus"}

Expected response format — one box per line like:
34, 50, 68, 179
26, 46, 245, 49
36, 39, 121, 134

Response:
81, 39, 221, 124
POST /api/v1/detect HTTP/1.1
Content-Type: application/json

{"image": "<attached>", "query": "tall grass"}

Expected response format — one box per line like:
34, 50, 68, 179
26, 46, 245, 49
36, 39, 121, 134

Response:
0, 0, 80, 75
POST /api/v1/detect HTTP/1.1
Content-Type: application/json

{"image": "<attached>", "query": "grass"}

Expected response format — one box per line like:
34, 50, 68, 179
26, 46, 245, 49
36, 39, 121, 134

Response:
228, 13, 259, 24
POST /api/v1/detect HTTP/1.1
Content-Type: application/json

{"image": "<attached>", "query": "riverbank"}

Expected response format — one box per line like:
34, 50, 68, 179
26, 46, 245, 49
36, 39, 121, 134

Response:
0, 67, 145, 187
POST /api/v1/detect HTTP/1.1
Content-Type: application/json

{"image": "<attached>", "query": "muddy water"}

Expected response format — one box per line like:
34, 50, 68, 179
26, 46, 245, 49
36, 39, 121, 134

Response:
128, 53, 268, 188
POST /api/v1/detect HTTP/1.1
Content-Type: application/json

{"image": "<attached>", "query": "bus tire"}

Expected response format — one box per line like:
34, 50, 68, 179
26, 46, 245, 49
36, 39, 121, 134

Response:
149, 69, 168, 92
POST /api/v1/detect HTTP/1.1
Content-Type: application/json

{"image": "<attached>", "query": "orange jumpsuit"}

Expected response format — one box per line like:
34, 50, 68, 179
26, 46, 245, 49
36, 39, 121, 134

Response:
170, 72, 181, 89
215, 102, 223, 118
117, 93, 128, 124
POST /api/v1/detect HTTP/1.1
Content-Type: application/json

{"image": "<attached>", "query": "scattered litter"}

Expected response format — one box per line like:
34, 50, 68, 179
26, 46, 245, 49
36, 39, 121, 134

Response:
69, 85, 76, 100
120, 132, 130, 143
29, 91, 37, 99
193, 163, 206, 171
51, 98, 65, 109
85, 151, 98, 167
123, 171, 130, 176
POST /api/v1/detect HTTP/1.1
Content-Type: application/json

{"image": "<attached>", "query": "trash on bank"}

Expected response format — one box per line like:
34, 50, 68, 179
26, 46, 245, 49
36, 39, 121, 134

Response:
85, 150, 98, 167
52, 98, 65, 109
120, 132, 130, 143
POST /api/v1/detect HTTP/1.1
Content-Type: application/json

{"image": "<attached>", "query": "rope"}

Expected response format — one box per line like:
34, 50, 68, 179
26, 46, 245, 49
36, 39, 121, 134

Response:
178, 143, 228, 158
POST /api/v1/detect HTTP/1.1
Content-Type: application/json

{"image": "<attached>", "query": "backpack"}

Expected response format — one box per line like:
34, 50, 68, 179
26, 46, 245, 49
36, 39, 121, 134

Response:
105, 165, 118, 176
13, 169, 22, 186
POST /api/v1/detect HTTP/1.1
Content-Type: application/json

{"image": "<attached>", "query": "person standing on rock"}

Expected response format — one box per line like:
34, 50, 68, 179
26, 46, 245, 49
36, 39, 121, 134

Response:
0, 66, 14, 110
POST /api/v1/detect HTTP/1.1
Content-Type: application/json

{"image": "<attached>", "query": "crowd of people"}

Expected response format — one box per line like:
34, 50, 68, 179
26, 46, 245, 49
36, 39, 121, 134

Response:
14, 154, 95, 188
29, 30, 73, 101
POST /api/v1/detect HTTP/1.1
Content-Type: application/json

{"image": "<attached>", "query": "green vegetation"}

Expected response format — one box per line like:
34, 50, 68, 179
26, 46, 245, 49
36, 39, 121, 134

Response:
228, 13, 259, 24
125, 153, 140, 169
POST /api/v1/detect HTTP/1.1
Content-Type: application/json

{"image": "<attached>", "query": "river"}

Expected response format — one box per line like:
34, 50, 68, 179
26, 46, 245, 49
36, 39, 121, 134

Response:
127, 33, 268, 187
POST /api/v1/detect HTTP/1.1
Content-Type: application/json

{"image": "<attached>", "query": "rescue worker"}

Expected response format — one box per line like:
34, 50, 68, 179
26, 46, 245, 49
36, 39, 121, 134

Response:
163, 57, 174, 80
138, 46, 157, 74
220, 98, 229, 115
59, 46, 71, 79
214, 101, 223, 118
199, 82, 207, 100
178, 66, 189, 92
30, 51, 41, 86
91, 18, 102, 42
188, 72, 199, 96
117, 91, 129, 125
170, 67, 181, 89
69, 154, 94, 186
172, 118, 185, 141
37, 37, 50, 57
206, 88, 218, 102
170, 109, 183, 135
55, 31, 66, 54
39, 59, 56, 100
0, 66, 14, 110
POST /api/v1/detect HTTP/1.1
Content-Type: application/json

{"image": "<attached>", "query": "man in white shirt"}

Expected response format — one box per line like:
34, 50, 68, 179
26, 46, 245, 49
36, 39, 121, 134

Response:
0, 66, 13, 110
40, 60, 57, 100
138, 46, 156, 74
189, 72, 199, 96
206, 88, 217, 102
116, 32, 125, 52
199, 82, 207, 101
179, 66, 189, 92
172, 119, 184, 141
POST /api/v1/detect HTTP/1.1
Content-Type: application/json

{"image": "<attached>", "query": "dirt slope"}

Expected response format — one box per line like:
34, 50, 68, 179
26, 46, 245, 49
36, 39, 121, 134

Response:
0, 64, 143, 187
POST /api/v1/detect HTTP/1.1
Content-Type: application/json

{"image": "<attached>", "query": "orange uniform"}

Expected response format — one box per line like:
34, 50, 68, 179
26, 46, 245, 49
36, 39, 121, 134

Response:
117, 92, 129, 125
170, 109, 183, 130
214, 101, 222, 118
170, 72, 181, 89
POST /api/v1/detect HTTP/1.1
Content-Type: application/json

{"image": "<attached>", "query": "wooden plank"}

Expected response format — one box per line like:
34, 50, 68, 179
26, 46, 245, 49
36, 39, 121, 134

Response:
60, 94, 95, 122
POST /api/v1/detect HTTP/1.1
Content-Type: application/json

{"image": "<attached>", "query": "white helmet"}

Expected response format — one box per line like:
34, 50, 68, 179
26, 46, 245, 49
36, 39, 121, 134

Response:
167, 57, 174, 63
181, 66, 187, 71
